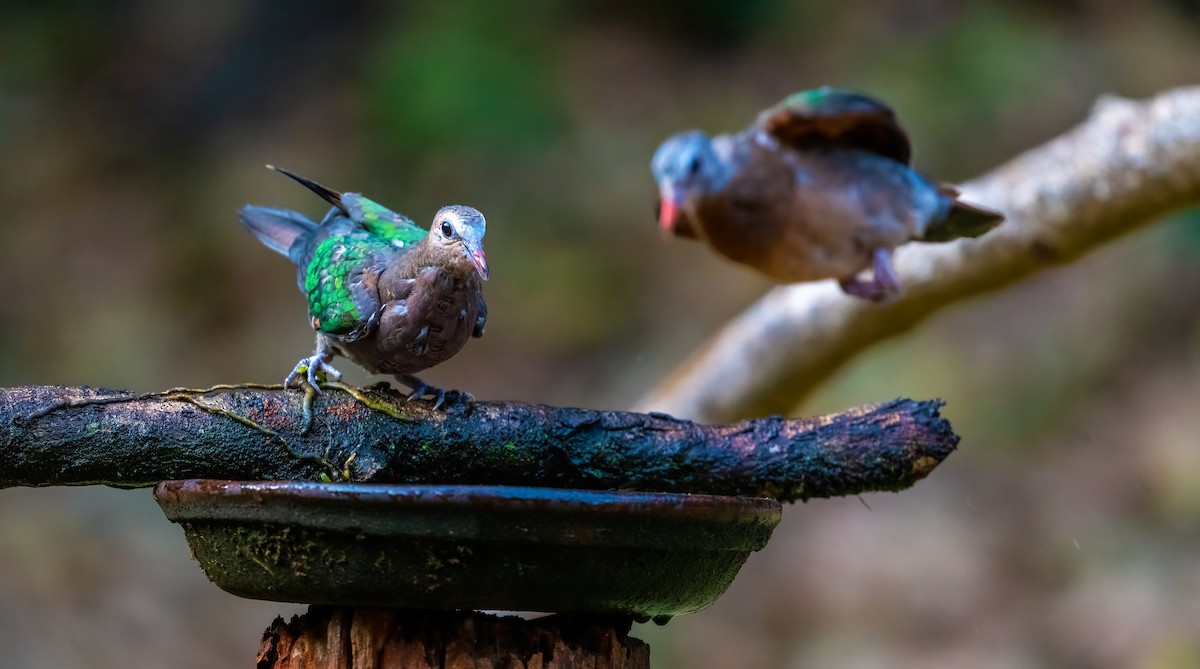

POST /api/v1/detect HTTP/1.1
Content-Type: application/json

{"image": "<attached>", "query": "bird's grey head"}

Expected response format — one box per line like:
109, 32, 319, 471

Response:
432, 205, 489, 281
651, 130, 726, 234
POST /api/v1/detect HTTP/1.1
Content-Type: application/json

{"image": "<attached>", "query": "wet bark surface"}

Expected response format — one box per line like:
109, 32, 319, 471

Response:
0, 384, 957, 501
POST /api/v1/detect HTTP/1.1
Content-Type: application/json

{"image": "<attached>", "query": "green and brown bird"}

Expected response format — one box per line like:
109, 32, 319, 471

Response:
240, 166, 488, 408
651, 87, 1003, 300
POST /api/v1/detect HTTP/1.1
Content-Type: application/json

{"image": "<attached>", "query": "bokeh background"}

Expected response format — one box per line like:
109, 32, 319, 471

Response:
2, 1, 1199, 667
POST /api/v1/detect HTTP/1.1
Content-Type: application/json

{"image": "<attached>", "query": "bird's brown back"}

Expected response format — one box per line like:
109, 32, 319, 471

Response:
692, 139, 927, 282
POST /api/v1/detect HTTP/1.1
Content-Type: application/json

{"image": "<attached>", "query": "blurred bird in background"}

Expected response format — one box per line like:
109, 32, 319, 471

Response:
653, 88, 1002, 300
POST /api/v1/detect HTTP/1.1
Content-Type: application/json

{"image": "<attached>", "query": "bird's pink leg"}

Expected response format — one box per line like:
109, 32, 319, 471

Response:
872, 247, 902, 294
837, 248, 902, 302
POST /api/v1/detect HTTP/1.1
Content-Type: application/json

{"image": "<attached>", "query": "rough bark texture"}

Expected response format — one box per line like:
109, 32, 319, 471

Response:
257, 608, 650, 669
0, 384, 956, 502
637, 86, 1200, 422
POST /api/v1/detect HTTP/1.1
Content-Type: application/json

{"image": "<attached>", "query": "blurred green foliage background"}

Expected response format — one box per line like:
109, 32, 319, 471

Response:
1, 1, 1199, 667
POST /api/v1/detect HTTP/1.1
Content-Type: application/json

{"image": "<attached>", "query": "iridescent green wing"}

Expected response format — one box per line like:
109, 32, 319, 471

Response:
341, 193, 428, 248
301, 226, 395, 340
754, 87, 912, 165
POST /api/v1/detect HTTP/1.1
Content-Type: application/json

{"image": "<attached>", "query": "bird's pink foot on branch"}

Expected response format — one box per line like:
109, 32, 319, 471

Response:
838, 248, 902, 302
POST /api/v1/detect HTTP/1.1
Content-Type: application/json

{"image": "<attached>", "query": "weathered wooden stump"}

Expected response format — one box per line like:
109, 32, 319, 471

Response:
257, 609, 649, 669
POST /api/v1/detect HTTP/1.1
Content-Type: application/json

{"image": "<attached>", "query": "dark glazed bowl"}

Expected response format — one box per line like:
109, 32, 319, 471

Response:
154, 480, 782, 617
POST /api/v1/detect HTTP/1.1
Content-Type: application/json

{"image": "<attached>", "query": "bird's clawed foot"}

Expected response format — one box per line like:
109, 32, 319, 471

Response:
286, 352, 345, 433
839, 277, 894, 301
396, 374, 474, 410
285, 354, 344, 393
838, 248, 902, 302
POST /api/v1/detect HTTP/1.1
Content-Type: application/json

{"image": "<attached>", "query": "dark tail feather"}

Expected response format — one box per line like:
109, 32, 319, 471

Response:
239, 205, 318, 257
266, 164, 349, 216
923, 186, 1004, 242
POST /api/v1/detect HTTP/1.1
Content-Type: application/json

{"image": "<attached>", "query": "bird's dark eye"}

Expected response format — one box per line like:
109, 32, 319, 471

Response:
440, 220, 454, 237
687, 156, 702, 176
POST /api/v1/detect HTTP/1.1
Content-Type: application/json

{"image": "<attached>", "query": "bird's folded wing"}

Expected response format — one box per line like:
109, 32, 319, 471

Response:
302, 234, 392, 340
754, 87, 912, 165
341, 193, 429, 248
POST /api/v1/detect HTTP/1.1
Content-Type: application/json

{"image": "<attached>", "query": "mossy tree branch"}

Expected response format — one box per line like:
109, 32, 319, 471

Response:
0, 384, 956, 502
637, 86, 1200, 422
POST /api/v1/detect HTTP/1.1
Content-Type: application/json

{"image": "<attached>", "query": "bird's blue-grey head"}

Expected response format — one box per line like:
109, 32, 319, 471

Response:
432, 205, 488, 280
651, 130, 728, 235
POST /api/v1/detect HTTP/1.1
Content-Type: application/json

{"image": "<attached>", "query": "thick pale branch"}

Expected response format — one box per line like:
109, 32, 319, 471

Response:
637, 86, 1200, 422
0, 384, 956, 502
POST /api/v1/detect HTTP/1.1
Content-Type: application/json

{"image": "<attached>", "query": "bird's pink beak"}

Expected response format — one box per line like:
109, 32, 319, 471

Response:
470, 248, 489, 281
658, 183, 680, 236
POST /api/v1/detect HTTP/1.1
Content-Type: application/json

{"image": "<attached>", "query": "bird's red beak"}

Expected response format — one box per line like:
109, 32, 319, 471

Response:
658, 183, 680, 236
470, 248, 489, 281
